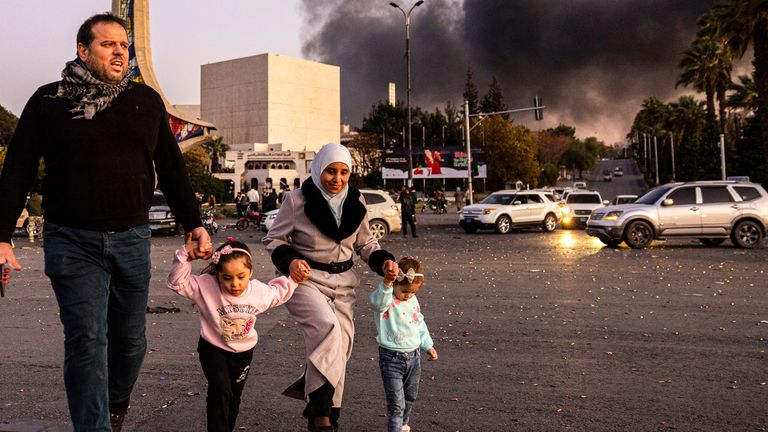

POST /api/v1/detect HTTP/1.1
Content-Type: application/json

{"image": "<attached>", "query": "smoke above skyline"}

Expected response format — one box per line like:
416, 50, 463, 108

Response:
299, 0, 719, 145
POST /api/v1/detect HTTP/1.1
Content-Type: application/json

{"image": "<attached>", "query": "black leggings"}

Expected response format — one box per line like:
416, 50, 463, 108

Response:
197, 337, 254, 432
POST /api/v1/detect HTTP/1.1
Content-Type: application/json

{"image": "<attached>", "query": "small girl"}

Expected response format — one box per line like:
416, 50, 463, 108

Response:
370, 256, 438, 432
167, 237, 298, 432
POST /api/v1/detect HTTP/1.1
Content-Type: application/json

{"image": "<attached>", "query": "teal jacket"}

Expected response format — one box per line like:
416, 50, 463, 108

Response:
370, 282, 433, 353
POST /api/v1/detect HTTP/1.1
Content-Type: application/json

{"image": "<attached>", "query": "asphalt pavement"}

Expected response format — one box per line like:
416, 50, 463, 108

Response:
1, 182, 767, 431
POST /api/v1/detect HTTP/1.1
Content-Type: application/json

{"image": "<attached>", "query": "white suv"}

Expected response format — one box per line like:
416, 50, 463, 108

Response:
560, 190, 608, 229
459, 190, 561, 234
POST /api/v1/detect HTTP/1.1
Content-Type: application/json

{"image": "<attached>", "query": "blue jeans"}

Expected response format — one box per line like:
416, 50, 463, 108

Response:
379, 347, 421, 432
44, 222, 152, 431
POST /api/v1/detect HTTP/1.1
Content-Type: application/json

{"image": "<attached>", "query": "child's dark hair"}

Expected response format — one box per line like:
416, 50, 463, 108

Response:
200, 239, 252, 275
393, 256, 424, 286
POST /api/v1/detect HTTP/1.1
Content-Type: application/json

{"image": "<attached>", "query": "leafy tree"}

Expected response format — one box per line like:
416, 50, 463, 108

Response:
539, 162, 559, 187
361, 100, 409, 147
0, 104, 18, 147
202, 136, 229, 173
480, 117, 539, 189
535, 130, 572, 165
347, 133, 382, 187
733, 115, 766, 182
480, 76, 507, 118
463, 66, 479, 115
183, 145, 225, 202
547, 124, 576, 138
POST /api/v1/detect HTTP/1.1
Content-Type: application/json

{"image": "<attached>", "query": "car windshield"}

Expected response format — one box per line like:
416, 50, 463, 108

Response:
567, 194, 601, 204
151, 193, 168, 207
635, 186, 673, 204
481, 193, 516, 205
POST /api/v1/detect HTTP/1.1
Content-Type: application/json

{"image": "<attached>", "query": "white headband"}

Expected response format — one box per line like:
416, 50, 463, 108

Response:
396, 268, 424, 283
211, 245, 251, 264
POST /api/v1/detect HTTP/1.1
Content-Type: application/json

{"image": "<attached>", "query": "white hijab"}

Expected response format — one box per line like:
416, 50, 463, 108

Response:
311, 143, 353, 226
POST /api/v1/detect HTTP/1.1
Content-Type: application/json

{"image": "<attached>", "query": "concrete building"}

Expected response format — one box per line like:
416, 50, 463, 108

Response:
201, 53, 340, 193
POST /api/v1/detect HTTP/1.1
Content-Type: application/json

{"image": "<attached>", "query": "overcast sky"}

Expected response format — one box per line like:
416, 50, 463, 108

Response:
1, 1, 752, 146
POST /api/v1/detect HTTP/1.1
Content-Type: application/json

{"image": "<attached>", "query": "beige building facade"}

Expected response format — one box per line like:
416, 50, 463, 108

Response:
201, 53, 340, 152
202, 53, 340, 193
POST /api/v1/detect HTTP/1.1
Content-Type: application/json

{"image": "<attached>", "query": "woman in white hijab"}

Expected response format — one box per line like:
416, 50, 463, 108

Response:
263, 143, 398, 431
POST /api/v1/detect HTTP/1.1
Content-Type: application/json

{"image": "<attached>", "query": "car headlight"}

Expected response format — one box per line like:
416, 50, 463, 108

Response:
483, 208, 497, 214
560, 206, 571, 215
603, 211, 623, 220
167, 212, 175, 218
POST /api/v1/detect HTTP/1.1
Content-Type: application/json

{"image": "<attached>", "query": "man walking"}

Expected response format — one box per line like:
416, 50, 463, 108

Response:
25, 190, 43, 242
0, 13, 212, 431
399, 185, 418, 238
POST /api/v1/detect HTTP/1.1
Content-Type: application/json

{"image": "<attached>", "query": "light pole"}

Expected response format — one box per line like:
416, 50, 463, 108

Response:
390, 1, 424, 188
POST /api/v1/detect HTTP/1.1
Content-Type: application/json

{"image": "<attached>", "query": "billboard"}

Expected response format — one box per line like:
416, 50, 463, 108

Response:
382, 146, 487, 179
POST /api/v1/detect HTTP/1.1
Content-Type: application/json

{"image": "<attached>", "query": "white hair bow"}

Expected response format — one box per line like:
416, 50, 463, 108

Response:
396, 268, 424, 283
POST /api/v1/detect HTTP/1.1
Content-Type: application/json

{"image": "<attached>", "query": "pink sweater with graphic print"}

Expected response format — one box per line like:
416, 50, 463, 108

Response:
167, 248, 296, 353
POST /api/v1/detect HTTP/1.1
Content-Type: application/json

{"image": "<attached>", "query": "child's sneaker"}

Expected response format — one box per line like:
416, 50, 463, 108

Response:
403, 425, 411, 432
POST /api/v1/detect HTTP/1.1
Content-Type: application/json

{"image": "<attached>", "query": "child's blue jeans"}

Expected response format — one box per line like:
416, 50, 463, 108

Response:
378, 346, 421, 432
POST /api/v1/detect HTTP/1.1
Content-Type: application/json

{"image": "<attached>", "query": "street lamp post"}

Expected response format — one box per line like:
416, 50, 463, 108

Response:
390, 1, 424, 188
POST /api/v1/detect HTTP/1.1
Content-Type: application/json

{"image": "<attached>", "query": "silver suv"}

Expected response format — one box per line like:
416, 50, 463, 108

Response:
459, 190, 561, 234
586, 181, 768, 249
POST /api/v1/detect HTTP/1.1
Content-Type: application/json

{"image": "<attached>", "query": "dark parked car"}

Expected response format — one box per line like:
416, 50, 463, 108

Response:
148, 191, 180, 235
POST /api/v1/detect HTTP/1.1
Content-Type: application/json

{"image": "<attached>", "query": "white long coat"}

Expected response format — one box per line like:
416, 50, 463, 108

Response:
263, 185, 393, 407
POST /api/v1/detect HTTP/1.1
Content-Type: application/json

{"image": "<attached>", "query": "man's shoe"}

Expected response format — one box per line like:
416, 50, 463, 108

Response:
110, 412, 126, 432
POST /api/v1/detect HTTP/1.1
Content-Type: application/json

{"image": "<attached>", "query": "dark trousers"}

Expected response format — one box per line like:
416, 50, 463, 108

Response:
197, 338, 254, 432
401, 214, 417, 237
44, 222, 151, 431
303, 381, 341, 429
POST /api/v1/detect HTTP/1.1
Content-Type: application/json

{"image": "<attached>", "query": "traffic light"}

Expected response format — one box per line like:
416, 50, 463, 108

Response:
534, 96, 543, 121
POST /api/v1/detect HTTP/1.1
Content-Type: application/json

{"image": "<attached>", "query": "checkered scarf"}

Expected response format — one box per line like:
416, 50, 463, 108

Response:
50, 59, 133, 120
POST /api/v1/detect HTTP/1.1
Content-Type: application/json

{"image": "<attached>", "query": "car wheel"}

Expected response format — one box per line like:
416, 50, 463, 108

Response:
235, 219, 248, 231
731, 220, 763, 248
699, 238, 726, 247
600, 238, 622, 248
542, 213, 558, 232
495, 215, 511, 234
624, 220, 653, 249
462, 225, 479, 233
369, 219, 389, 240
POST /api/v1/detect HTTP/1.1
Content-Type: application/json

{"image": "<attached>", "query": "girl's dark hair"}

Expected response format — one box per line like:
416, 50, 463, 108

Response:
393, 256, 424, 286
200, 239, 252, 275
77, 13, 128, 47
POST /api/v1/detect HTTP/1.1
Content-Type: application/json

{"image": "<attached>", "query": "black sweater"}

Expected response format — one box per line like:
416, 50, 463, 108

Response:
0, 81, 202, 242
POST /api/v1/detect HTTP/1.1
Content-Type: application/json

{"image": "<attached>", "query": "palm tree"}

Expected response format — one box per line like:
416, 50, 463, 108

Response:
705, 0, 768, 177
677, 36, 731, 126
202, 136, 229, 173
727, 74, 759, 111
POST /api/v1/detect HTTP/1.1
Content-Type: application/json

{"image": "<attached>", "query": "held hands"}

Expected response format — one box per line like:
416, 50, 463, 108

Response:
288, 259, 311, 283
426, 347, 438, 361
382, 259, 399, 286
185, 228, 213, 260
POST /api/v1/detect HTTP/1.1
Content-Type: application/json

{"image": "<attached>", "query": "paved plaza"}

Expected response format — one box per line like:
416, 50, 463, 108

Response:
1, 213, 767, 431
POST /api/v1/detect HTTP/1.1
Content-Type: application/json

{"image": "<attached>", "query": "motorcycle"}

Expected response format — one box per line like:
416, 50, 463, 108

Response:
420, 197, 447, 214
235, 209, 262, 231
202, 209, 218, 235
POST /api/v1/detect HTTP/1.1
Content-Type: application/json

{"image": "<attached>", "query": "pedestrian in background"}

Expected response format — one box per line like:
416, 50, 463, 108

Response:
0, 13, 211, 431
25, 190, 43, 242
399, 185, 417, 238
455, 186, 464, 212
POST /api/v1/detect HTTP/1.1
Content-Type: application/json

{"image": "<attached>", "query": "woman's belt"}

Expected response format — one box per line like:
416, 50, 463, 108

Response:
304, 257, 354, 274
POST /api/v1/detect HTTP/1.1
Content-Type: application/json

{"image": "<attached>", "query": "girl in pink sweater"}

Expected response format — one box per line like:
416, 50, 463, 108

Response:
167, 238, 300, 432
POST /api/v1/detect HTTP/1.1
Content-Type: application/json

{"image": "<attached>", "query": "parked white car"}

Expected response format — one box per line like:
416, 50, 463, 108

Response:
458, 190, 561, 234
261, 189, 402, 240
